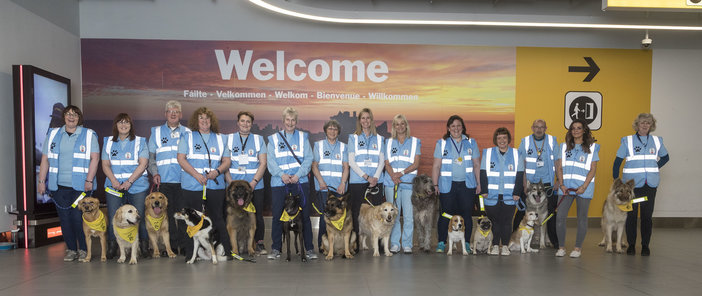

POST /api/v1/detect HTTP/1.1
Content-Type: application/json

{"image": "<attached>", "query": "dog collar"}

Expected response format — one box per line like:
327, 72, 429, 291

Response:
83, 211, 106, 232
147, 212, 166, 231
329, 209, 347, 231
243, 202, 256, 213
280, 208, 301, 222
186, 215, 205, 238
617, 202, 633, 212
115, 223, 138, 243
478, 228, 491, 238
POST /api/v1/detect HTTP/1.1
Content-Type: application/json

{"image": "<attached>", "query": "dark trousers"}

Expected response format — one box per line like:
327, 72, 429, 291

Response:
513, 182, 559, 248
626, 185, 657, 247
485, 199, 516, 245
317, 191, 329, 249
158, 183, 183, 250
438, 182, 475, 243
252, 188, 265, 242
51, 187, 88, 251
348, 182, 384, 236
181, 189, 232, 257
271, 184, 313, 252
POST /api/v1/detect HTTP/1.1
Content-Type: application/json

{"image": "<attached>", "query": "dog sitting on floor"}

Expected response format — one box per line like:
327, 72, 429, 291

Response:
79, 197, 107, 262
509, 211, 539, 254
281, 192, 306, 262
598, 178, 635, 253
411, 174, 438, 252
525, 181, 549, 248
359, 202, 397, 257
225, 180, 257, 256
113, 204, 140, 264
446, 215, 468, 256
321, 193, 356, 260
471, 216, 493, 255
144, 192, 177, 258
173, 207, 225, 264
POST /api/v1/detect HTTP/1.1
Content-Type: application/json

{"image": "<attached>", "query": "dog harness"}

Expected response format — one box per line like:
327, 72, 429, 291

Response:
83, 211, 106, 232
329, 209, 347, 231
518, 224, 534, 235
115, 224, 138, 243
279, 207, 301, 222
186, 215, 205, 238
243, 202, 256, 213
146, 213, 166, 231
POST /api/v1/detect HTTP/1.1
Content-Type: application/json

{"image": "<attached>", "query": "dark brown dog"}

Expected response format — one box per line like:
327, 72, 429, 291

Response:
79, 197, 107, 262
225, 180, 256, 256
282, 192, 306, 262
321, 193, 355, 260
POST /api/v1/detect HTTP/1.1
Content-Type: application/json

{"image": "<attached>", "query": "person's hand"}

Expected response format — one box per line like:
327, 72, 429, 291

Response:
560, 185, 568, 194
319, 181, 328, 191
153, 174, 161, 186
122, 181, 133, 192
576, 185, 586, 195
38, 182, 46, 195
513, 195, 520, 201
84, 181, 93, 193
248, 180, 257, 190
290, 175, 300, 184
369, 176, 378, 187
475, 185, 481, 195
281, 174, 292, 184
195, 174, 207, 185
206, 170, 218, 180
337, 183, 346, 194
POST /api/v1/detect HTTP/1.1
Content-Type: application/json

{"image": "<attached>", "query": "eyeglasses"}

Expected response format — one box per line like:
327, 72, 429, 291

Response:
117, 120, 131, 125
65, 113, 79, 118
166, 110, 181, 114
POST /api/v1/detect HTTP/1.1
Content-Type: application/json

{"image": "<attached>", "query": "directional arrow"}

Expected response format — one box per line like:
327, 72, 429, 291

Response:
569, 57, 600, 82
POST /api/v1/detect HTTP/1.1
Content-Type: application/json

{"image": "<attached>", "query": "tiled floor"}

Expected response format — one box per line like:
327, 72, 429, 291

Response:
0, 227, 700, 296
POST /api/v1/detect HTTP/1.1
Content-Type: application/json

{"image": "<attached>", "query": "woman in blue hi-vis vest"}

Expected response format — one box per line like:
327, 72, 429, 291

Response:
101, 113, 150, 258
555, 119, 599, 258
177, 107, 232, 260
38, 105, 99, 262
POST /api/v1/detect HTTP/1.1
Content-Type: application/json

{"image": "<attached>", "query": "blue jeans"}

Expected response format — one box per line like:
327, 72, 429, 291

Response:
51, 187, 88, 251
385, 185, 413, 248
106, 189, 148, 240
438, 182, 475, 243
271, 183, 313, 252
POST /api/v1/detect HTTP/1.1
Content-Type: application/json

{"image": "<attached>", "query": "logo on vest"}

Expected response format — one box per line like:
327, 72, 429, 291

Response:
335, 153, 341, 160
391, 147, 398, 154
194, 144, 202, 151
248, 149, 254, 156
579, 155, 585, 162
443, 149, 448, 156
232, 146, 240, 153
403, 149, 409, 156
50, 142, 56, 151
324, 151, 331, 157
566, 151, 572, 158
210, 147, 217, 153
372, 144, 378, 149
490, 162, 495, 169
278, 142, 285, 150
111, 150, 118, 157
80, 145, 86, 153
634, 146, 641, 153
528, 148, 533, 155
125, 152, 132, 159
359, 141, 365, 147
649, 148, 656, 155
508, 164, 514, 171
292, 144, 298, 151
161, 137, 169, 145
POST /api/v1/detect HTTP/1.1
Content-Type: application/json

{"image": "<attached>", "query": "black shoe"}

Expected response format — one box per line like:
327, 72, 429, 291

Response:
106, 240, 117, 260
626, 245, 635, 255
641, 246, 650, 256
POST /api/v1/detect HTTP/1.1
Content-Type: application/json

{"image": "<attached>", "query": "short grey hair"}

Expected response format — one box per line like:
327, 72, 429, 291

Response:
165, 100, 182, 112
282, 107, 298, 121
632, 113, 657, 133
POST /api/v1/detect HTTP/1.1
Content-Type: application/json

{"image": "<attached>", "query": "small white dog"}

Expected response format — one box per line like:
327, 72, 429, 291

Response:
509, 211, 539, 254
447, 215, 468, 256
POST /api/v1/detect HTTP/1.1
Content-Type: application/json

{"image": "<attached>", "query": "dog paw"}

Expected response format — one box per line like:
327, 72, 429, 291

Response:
531, 249, 539, 253
302, 258, 307, 262
117, 258, 126, 263
462, 252, 469, 256
606, 248, 613, 253
344, 253, 354, 259
129, 259, 137, 265
100, 257, 107, 262
167, 252, 177, 258
79, 258, 90, 263
325, 255, 334, 261
152, 253, 161, 258
385, 252, 393, 257
186, 259, 195, 264
598, 242, 605, 247
373, 252, 380, 257
521, 250, 526, 254
447, 251, 452, 255
212, 260, 218, 265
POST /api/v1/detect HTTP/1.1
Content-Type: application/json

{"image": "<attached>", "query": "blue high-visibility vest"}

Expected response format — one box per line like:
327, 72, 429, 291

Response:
104, 136, 148, 194
46, 127, 97, 192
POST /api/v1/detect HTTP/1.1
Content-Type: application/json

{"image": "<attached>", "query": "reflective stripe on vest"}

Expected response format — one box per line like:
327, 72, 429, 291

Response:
485, 147, 518, 203
228, 133, 262, 175
46, 127, 97, 191
385, 137, 418, 176
523, 135, 555, 176
561, 143, 596, 185
271, 133, 304, 171
104, 136, 148, 193
315, 139, 346, 190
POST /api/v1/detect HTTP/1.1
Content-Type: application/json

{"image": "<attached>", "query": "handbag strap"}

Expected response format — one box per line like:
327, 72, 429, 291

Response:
278, 131, 302, 164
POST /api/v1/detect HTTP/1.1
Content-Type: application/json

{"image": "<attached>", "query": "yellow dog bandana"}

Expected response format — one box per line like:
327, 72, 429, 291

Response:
280, 208, 301, 222
186, 216, 204, 238
83, 211, 106, 232
115, 224, 138, 243
329, 209, 347, 231
147, 213, 166, 232
478, 228, 491, 238
617, 202, 633, 212
243, 202, 256, 213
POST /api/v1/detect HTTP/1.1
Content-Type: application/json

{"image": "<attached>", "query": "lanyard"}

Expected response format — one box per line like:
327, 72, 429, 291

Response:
532, 135, 545, 157
449, 137, 462, 157
197, 131, 213, 169
239, 133, 250, 155
327, 138, 339, 158
361, 132, 372, 156
636, 134, 649, 148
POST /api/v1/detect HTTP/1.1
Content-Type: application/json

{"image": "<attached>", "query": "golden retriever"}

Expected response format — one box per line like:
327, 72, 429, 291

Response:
358, 202, 398, 257
112, 204, 140, 264
144, 192, 176, 258
79, 197, 107, 262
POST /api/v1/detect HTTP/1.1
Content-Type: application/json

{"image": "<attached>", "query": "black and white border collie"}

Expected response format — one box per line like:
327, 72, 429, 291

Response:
173, 208, 226, 264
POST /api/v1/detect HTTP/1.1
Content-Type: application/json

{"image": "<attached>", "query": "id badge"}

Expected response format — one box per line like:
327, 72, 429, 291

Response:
364, 158, 372, 166
238, 153, 249, 165
536, 161, 545, 168
454, 159, 463, 165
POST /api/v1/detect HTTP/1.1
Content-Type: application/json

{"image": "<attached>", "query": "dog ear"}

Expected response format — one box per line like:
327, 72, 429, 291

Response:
614, 178, 623, 186
625, 179, 635, 189
114, 207, 123, 223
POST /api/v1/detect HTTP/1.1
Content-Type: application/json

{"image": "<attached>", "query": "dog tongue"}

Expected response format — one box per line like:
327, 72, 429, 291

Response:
153, 207, 162, 215
238, 199, 244, 206
535, 196, 541, 203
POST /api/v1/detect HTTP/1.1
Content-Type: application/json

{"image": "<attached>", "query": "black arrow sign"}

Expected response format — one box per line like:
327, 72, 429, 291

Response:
569, 57, 600, 82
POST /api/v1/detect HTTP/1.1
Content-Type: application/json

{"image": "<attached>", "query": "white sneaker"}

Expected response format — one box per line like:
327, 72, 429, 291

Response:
403, 246, 412, 254
569, 250, 582, 258
390, 245, 400, 253
555, 249, 566, 257
500, 246, 511, 256
488, 245, 500, 256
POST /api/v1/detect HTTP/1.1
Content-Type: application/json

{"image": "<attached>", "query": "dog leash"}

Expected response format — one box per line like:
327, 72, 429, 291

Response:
516, 198, 527, 211
363, 185, 381, 207
230, 251, 257, 263
149, 183, 160, 194
392, 184, 399, 207
542, 188, 577, 225
285, 182, 306, 207
311, 186, 341, 215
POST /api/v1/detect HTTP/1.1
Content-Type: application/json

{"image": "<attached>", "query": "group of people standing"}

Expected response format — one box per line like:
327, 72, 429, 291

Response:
37, 100, 668, 262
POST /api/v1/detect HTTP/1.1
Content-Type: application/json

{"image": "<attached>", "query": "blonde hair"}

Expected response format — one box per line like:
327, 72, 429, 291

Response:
354, 108, 377, 135
390, 114, 411, 139
282, 107, 298, 122
632, 113, 657, 133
